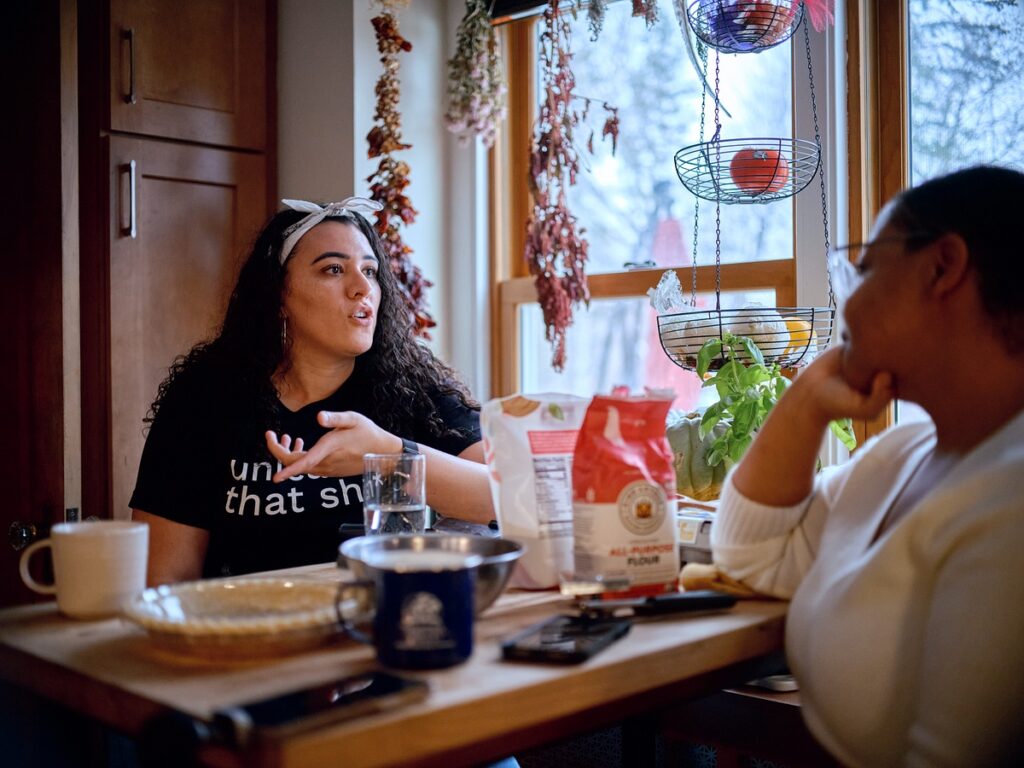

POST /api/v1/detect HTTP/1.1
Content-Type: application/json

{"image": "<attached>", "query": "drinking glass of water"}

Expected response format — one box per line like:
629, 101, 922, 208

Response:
362, 453, 427, 535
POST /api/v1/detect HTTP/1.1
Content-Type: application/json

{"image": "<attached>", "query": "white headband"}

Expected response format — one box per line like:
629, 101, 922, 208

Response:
278, 197, 384, 265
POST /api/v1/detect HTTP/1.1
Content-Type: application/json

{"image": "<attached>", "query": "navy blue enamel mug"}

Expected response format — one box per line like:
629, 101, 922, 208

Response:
338, 550, 482, 670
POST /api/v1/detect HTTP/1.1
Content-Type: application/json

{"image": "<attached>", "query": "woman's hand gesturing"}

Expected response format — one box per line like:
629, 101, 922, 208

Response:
265, 411, 401, 482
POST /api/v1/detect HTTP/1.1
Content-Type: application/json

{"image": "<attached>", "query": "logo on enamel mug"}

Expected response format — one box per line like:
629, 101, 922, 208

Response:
396, 592, 455, 650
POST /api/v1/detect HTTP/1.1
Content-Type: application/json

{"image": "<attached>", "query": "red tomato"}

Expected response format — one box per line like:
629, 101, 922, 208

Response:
740, 1, 796, 45
729, 148, 790, 194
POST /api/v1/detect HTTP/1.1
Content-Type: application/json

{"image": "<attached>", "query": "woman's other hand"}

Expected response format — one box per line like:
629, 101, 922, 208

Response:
265, 411, 400, 482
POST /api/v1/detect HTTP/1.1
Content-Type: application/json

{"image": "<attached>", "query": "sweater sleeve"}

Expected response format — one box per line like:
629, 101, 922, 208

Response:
710, 472, 824, 598
710, 425, 903, 599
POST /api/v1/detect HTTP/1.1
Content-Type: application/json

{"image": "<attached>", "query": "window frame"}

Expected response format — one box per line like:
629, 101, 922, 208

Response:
483, 3, 928, 446
488, 11, 832, 398
845, 0, 910, 442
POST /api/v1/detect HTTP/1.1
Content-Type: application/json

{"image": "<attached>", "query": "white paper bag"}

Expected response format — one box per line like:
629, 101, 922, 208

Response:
481, 394, 590, 589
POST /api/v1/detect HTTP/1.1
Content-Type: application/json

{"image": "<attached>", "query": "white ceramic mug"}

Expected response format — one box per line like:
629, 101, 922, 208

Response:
19, 521, 149, 619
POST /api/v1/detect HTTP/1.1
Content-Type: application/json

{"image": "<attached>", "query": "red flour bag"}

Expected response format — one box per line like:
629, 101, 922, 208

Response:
572, 394, 679, 596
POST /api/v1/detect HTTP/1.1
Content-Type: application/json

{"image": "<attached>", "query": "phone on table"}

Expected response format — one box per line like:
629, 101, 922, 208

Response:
501, 614, 632, 665
212, 670, 428, 746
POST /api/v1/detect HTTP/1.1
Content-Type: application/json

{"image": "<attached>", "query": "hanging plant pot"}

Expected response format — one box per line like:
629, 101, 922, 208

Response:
674, 136, 820, 203
687, 0, 804, 54
667, 411, 731, 501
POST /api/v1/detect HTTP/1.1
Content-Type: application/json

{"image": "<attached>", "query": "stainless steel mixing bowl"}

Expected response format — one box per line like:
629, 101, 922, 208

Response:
338, 533, 524, 615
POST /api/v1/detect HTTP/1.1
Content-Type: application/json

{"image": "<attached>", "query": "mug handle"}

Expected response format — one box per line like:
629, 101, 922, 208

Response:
335, 579, 376, 645
19, 539, 57, 595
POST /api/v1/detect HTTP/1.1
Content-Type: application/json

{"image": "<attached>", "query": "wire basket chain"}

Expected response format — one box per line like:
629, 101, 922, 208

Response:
713, 50, 723, 310
802, 17, 834, 308
691, 43, 710, 307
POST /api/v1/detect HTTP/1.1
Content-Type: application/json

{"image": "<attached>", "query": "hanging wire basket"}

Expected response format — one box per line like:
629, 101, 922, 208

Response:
675, 137, 820, 203
658, 306, 834, 371
687, 0, 804, 54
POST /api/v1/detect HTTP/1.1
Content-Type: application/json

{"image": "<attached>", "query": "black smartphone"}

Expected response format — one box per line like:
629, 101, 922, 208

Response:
576, 589, 737, 618
501, 614, 632, 664
212, 670, 428, 746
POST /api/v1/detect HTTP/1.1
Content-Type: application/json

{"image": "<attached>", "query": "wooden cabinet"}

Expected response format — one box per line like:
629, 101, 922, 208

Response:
80, 0, 275, 521
3, 2, 72, 607
107, 137, 267, 517
108, 0, 267, 149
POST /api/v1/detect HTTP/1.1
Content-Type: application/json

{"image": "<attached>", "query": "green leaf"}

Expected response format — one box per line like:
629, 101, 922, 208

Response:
697, 339, 723, 377
700, 401, 726, 424
699, 403, 725, 437
728, 434, 753, 463
739, 365, 762, 389
548, 403, 564, 420
707, 444, 727, 467
829, 418, 858, 451
733, 400, 758, 437
715, 361, 742, 396
715, 373, 735, 401
737, 335, 765, 366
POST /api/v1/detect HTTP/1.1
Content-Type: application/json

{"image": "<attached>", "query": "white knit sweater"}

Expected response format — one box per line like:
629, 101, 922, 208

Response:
712, 409, 1024, 767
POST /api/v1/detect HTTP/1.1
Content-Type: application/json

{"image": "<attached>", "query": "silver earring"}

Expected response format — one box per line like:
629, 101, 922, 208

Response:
281, 317, 288, 347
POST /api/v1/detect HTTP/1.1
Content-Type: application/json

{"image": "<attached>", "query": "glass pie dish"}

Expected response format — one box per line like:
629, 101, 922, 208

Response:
124, 577, 363, 661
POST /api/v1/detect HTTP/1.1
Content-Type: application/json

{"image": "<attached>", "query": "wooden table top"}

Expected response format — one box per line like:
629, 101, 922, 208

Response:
0, 563, 786, 768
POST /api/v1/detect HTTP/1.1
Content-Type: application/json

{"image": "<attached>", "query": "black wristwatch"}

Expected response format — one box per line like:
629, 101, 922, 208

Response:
401, 437, 419, 455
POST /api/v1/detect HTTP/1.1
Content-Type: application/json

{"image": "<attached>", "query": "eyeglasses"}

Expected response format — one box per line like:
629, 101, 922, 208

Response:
828, 231, 939, 305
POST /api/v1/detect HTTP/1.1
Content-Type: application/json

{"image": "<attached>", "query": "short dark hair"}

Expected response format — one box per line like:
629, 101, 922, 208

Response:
147, 206, 476, 446
889, 165, 1024, 352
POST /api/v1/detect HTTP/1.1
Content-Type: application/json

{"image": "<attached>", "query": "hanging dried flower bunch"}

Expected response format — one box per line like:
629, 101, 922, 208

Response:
445, 0, 507, 148
587, 0, 609, 41
524, 0, 619, 371
366, 1, 435, 337
582, 98, 620, 156
804, 0, 836, 31
632, 0, 659, 28
588, 0, 660, 44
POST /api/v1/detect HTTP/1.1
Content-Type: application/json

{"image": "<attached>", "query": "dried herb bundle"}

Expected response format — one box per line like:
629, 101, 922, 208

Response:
524, 2, 586, 372
587, 0, 609, 40
631, 0, 659, 28
445, 0, 507, 148
524, 1, 619, 371
366, 4, 435, 337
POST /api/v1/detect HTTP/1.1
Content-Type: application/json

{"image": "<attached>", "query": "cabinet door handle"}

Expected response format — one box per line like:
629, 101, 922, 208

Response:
123, 28, 137, 105
121, 160, 137, 238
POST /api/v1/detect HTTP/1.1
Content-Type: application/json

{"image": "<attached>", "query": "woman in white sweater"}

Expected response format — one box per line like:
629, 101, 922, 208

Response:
711, 166, 1024, 768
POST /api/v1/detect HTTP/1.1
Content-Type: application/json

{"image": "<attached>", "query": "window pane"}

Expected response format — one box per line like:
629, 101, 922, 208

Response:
519, 289, 775, 407
557, 0, 795, 273
908, 0, 1024, 182
902, 0, 1023, 424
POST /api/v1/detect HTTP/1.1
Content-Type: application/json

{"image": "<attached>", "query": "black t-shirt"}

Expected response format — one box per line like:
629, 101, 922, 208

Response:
130, 372, 480, 577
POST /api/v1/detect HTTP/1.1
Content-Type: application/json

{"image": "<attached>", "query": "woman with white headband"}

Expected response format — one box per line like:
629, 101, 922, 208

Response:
131, 199, 493, 584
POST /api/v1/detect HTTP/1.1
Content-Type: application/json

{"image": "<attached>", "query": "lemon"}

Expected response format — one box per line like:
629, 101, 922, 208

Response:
782, 317, 818, 358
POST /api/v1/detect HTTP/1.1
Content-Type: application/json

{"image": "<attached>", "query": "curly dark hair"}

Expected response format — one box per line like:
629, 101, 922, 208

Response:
147, 206, 477, 444
889, 165, 1024, 352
